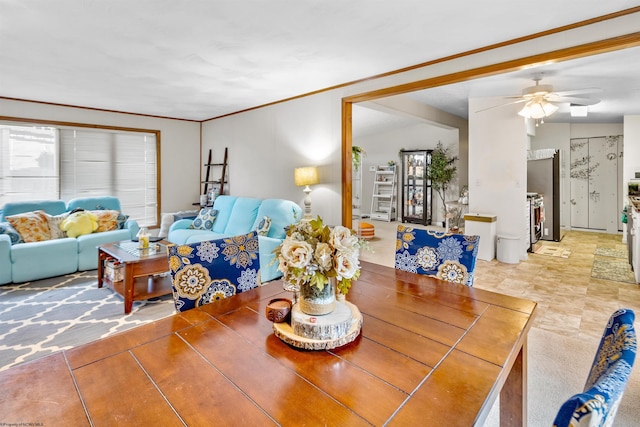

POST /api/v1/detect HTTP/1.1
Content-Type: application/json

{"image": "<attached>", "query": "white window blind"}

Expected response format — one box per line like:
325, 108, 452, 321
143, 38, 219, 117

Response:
1, 122, 158, 227
0, 125, 59, 202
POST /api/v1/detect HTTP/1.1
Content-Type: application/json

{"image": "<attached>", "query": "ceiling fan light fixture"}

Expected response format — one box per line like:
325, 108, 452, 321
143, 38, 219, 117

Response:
570, 104, 589, 117
518, 99, 558, 119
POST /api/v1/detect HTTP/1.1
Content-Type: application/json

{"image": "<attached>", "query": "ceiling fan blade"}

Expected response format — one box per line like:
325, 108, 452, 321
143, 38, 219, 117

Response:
474, 98, 528, 113
552, 87, 603, 97
548, 95, 601, 105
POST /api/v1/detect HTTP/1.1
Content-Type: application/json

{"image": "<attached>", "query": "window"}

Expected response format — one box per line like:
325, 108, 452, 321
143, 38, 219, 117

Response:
0, 121, 159, 227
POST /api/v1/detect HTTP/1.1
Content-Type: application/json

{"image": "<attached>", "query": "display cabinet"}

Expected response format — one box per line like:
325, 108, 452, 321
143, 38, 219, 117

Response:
400, 149, 432, 225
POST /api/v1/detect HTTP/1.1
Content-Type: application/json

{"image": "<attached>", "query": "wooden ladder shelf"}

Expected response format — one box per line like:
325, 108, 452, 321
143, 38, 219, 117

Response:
202, 147, 228, 197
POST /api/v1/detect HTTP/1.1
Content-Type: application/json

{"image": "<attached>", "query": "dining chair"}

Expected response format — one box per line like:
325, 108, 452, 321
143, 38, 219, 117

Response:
394, 225, 480, 286
167, 231, 261, 312
553, 308, 637, 427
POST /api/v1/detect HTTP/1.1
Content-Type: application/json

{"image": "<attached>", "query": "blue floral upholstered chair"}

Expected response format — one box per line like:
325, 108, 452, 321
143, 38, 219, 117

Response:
553, 308, 637, 427
167, 231, 261, 312
394, 225, 480, 286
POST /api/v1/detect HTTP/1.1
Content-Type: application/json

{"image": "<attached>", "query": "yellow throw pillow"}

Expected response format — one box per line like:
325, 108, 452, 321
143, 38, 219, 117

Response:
6, 210, 51, 243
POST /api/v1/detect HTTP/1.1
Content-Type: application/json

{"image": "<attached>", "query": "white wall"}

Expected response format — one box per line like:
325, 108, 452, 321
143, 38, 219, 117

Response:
624, 116, 640, 186
468, 97, 528, 259
201, 91, 343, 223
0, 98, 201, 217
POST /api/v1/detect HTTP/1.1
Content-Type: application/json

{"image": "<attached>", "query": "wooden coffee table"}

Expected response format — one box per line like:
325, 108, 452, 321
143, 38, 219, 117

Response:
97, 241, 173, 314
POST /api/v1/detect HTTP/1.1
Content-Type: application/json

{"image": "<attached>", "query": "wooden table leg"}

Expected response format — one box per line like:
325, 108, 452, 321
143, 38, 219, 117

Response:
97, 249, 106, 288
500, 338, 527, 427
124, 264, 135, 314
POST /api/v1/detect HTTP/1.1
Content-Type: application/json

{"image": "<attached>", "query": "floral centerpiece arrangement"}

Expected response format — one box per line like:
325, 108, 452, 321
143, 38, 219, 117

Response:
275, 216, 361, 314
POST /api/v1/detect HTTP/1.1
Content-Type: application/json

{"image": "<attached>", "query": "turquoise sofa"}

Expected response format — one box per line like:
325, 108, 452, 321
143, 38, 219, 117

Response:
167, 196, 302, 282
0, 196, 139, 284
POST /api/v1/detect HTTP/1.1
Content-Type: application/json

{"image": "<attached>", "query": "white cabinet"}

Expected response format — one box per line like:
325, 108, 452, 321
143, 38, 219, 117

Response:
370, 166, 397, 222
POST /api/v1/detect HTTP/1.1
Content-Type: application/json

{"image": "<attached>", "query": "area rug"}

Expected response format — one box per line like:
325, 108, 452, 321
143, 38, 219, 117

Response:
0, 271, 175, 371
594, 247, 628, 259
591, 258, 636, 284
533, 244, 571, 258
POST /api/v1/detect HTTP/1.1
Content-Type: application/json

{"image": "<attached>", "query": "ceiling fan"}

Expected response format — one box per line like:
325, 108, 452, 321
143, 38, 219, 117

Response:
477, 76, 602, 120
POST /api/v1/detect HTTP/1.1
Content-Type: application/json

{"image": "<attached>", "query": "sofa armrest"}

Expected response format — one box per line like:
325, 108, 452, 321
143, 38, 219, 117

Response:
169, 219, 193, 233
0, 234, 13, 284
125, 219, 140, 239
258, 235, 284, 283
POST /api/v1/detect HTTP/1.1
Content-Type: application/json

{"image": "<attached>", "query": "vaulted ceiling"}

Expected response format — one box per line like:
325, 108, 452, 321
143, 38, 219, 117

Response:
1, 1, 639, 121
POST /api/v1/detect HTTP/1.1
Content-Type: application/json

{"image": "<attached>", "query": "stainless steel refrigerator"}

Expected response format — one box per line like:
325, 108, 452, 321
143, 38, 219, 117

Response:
527, 149, 562, 242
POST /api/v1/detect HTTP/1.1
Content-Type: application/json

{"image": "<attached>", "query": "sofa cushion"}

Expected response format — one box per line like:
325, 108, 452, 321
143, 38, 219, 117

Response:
0, 222, 23, 244
211, 196, 238, 233
67, 196, 122, 212
224, 197, 261, 235
189, 208, 218, 230
44, 212, 70, 239
0, 200, 67, 221
6, 210, 52, 243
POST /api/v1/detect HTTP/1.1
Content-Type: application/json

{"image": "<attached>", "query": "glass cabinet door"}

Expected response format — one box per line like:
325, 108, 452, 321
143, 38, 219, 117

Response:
401, 149, 432, 225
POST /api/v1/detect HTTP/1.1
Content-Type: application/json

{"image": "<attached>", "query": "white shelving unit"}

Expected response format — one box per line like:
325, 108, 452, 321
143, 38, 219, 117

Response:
370, 165, 397, 222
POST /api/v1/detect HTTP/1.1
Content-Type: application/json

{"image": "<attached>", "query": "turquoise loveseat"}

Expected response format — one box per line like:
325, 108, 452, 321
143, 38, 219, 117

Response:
167, 195, 302, 282
0, 196, 139, 284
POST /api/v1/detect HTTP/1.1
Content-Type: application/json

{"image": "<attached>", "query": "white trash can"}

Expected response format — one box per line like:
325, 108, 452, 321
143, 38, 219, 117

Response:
497, 235, 520, 264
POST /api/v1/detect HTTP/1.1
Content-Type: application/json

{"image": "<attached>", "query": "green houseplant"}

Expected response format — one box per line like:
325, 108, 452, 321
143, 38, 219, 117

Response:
426, 142, 457, 224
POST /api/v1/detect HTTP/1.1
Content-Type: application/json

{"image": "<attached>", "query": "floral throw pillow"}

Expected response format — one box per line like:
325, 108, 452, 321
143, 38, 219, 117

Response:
189, 208, 218, 230
0, 221, 24, 245
6, 210, 51, 243
89, 210, 120, 232
44, 212, 70, 239
255, 216, 271, 236
95, 205, 129, 229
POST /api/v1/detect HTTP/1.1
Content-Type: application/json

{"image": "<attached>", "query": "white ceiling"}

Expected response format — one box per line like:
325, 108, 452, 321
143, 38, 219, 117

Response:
1, 1, 639, 121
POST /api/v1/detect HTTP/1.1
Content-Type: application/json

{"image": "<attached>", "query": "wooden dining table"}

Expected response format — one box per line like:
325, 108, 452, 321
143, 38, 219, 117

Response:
0, 261, 536, 426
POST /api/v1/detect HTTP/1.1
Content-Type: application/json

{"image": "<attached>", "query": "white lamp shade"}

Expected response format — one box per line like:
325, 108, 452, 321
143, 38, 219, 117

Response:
518, 99, 558, 119
294, 166, 319, 187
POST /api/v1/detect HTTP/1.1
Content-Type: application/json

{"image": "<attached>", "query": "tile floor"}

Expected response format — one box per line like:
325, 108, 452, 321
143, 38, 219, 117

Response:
355, 219, 640, 341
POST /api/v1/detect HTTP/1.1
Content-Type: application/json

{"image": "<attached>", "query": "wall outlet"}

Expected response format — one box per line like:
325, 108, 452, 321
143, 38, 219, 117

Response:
544, 228, 549, 236
369, 165, 376, 172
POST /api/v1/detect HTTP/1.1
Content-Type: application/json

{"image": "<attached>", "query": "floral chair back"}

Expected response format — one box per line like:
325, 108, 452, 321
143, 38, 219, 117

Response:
167, 232, 261, 312
553, 308, 637, 427
395, 225, 480, 286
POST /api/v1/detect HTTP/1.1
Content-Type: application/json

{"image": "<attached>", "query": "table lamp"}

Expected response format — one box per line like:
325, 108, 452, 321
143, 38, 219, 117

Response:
294, 166, 319, 219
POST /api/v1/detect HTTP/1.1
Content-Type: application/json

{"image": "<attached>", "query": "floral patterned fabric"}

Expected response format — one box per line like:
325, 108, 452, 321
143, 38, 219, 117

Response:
553, 309, 637, 427
394, 225, 480, 286
89, 210, 120, 232
167, 231, 260, 312
6, 210, 51, 243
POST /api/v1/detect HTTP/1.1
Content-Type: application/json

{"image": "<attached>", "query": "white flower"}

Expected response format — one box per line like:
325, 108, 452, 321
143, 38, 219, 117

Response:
330, 226, 358, 253
314, 242, 333, 270
279, 238, 313, 269
334, 251, 359, 280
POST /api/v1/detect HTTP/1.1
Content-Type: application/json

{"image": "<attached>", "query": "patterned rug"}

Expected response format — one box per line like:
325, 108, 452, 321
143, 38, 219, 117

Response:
591, 246, 635, 284
0, 271, 175, 371
533, 244, 571, 258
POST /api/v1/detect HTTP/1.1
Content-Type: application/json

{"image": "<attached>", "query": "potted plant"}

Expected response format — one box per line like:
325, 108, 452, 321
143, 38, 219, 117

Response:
426, 142, 457, 226
352, 145, 365, 171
